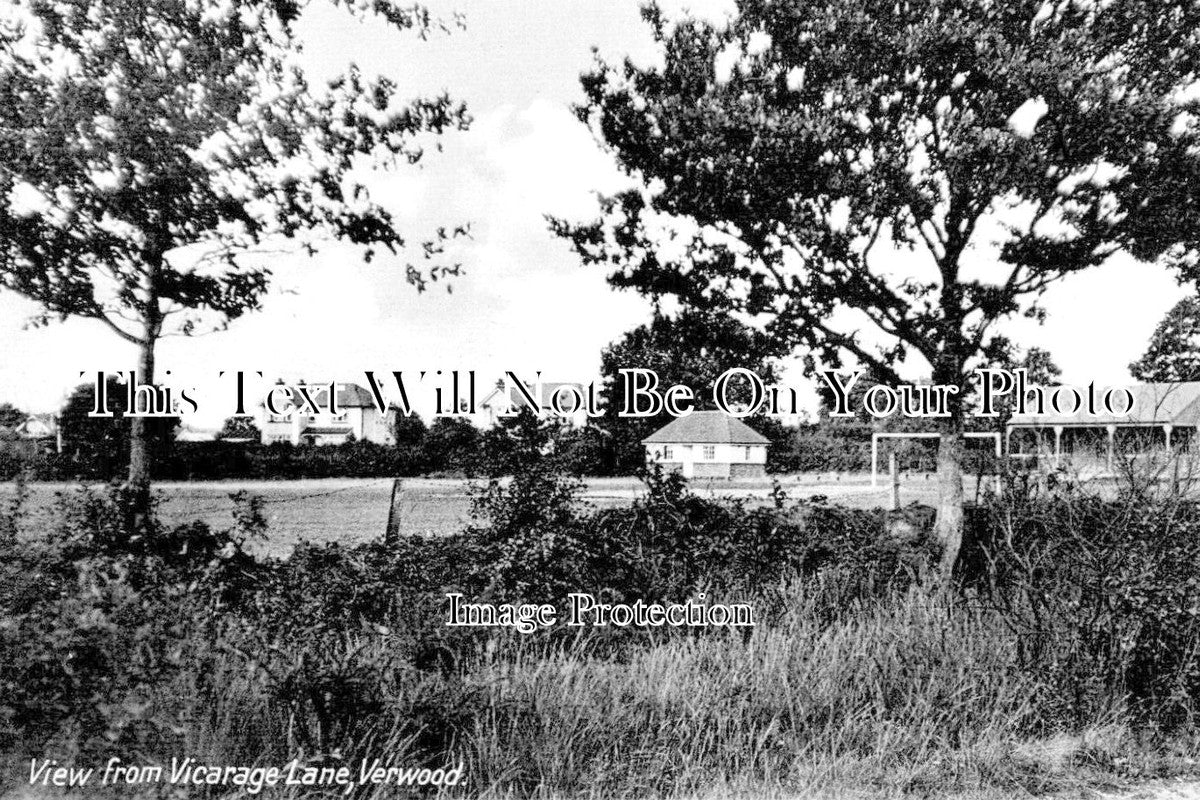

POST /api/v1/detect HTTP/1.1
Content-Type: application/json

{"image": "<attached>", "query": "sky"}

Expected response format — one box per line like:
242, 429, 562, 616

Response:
0, 0, 1189, 429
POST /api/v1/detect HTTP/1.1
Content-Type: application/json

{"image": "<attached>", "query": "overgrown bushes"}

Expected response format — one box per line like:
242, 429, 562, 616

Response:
965, 484, 1200, 730
3, 469, 1200, 797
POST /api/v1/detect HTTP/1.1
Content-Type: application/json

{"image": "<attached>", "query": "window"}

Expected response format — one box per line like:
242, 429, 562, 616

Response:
745, 446, 752, 460
703, 445, 715, 460
662, 446, 674, 460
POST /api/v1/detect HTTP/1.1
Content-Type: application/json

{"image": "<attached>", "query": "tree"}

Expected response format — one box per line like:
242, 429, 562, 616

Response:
0, 403, 24, 430
0, 0, 468, 496
423, 417, 481, 475
392, 412, 429, 474
556, 0, 1200, 574
393, 412, 429, 448
481, 406, 557, 476
596, 310, 779, 473
59, 377, 178, 477
215, 415, 261, 441
1130, 297, 1200, 382
551, 424, 612, 476
1018, 347, 1063, 388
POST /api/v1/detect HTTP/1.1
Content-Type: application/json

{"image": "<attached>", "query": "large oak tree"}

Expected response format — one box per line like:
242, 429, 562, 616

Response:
556, 0, 1200, 573
0, 0, 467, 493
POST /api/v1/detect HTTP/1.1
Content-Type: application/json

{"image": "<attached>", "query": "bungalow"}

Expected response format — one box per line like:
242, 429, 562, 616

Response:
643, 410, 769, 479
1006, 381, 1200, 471
258, 382, 397, 446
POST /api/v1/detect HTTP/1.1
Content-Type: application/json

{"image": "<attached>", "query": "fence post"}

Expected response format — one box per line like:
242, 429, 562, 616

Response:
385, 478, 403, 545
890, 452, 900, 510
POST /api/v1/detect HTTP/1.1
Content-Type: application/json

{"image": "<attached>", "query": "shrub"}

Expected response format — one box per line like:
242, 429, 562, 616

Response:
0, 485, 266, 756
966, 483, 1200, 729
5, 463, 1200, 796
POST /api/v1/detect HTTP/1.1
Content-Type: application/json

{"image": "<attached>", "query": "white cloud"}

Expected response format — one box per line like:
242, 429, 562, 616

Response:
8, 181, 50, 219
828, 198, 851, 233
785, 66, 805, 92
1172, 111, 1197, 138
745, 30, 772, 57
1055, 160, 1127, 195
1175, 79, 1200, 105
1008, 96, 1048, 139
713, 43, 742, 86
653, 0, 739, 31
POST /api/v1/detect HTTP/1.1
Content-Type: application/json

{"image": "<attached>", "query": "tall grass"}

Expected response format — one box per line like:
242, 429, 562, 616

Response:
141, 575, 1140, 799
459, 580, 1045, 798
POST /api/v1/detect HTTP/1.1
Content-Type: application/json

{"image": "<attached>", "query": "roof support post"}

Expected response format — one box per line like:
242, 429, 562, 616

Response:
1106, 425, 1116, 473
871, 435, 879, 489
1054, 426, 1063, 467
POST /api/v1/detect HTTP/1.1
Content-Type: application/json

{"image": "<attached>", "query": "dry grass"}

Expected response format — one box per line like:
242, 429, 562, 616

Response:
135, 580, 1194, 800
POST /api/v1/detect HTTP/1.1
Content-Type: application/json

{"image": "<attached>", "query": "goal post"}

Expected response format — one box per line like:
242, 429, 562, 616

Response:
870, 431, 1003, 488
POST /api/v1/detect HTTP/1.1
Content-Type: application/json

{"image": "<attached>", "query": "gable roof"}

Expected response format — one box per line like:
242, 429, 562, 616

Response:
642, 410, 770, 445
265, 383, 381, 410
481, 382, 586, 412
1008, 382, 1200, 427
15, 414, 57, 437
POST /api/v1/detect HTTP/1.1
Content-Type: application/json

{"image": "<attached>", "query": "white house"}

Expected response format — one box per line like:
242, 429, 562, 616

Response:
258, 383, 397, 446
479, 381, 589, 427
643, 410, 769, 479
9, 413, 60, 453
14, 413, 57, 441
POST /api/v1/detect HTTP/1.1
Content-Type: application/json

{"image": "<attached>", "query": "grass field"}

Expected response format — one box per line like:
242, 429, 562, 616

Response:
1, 473, 982, 558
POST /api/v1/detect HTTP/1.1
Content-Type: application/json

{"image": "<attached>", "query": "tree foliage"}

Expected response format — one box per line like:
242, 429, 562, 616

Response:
1130, 296, 1200, 382
0, 0, 469, 485
58, 377, 178, 472
595, 310, 779, 473
215, 415, 261, 441
559, 0, 1200, 384
423, 416, 481, 475
0, 404, 25, 430
556, 0, 1200, 567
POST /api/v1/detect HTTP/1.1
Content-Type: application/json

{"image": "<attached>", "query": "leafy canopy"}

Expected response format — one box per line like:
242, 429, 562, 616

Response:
1130, 296, 1200, 382
558, 0, 1200, 384
0, 0, 468, 344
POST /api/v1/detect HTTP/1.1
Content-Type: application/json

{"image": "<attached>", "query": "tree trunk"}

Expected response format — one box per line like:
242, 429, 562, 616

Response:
124, 336, 156, 533
934, 406, 965, 579
124, 253, 164, 531
128, 336, 156, 488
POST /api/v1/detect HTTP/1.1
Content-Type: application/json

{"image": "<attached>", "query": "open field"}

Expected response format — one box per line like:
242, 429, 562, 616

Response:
1, 474, 984, 558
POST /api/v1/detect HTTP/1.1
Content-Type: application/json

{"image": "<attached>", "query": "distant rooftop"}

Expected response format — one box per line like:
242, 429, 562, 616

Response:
481, 382, 585, 411
1008, 382, 1200, 427
642, 410, 770, 445
265, 382, 379, 409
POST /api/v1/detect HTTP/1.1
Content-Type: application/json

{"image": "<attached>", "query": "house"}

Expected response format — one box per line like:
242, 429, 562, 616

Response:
479, 381, 589, 427
176, 427, 220, 443
643, 410, 769, 479
12, 413, 61, 453
15, 413, 57, 440
1006, 381, 1200, 471
258, 382, 397, 446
